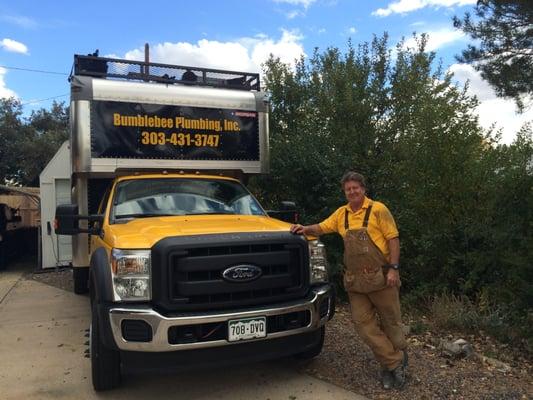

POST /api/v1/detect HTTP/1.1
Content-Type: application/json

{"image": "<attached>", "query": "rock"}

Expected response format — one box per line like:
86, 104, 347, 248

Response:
452, 338, 475, 357
440, 340, 463, 358
480, 355, 512, 373
440, 339, 475, 359
462, 343, 475, 358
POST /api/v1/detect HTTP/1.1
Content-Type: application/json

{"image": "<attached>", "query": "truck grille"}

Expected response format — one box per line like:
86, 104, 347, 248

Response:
151, 232, 309, 312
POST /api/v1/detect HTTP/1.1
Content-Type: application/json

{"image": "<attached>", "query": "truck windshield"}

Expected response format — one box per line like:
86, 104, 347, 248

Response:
110, 178, 265, 222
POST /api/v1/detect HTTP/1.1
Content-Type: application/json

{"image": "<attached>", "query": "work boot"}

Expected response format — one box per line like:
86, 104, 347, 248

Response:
392, 364, 406, 389
402, 350, 409, 367
393, 351, 408, 389
381, 369, 394, 390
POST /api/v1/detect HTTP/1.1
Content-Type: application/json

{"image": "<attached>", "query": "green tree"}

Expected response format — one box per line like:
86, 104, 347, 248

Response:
453, 0, 533, 110
0, 98, 33, 184
258, 32, 532, 346
255, 34, 491, 293
255, 35, 533, 332
469, 126, 533, 337
0, 99, 68, 186
23, 101, 69, 186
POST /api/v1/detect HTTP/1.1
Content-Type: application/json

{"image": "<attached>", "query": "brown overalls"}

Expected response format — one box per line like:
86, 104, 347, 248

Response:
343, 203, 407, 370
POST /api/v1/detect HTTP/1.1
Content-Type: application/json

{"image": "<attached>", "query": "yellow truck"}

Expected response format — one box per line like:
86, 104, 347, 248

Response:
55, 54, 334, 391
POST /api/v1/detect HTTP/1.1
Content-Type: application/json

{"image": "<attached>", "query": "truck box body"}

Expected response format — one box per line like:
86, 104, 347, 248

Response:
70, 72, 269, 270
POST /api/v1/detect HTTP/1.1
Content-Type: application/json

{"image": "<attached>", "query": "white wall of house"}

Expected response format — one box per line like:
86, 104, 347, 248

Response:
39, 141, 72, 269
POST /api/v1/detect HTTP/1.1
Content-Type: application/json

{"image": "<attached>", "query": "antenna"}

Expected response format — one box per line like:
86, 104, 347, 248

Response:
144, 43, 150, 81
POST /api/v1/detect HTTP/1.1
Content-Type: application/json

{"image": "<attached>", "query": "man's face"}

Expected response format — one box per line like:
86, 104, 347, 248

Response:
344, 180, 365, 204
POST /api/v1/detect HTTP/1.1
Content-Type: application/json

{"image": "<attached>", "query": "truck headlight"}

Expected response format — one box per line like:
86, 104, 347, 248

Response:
110, 248, 151, 301
309, 240, 329, 283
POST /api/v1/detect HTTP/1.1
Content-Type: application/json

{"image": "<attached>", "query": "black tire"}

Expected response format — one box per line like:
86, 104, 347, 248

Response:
73, 267, 89, 294
91, 303, 121, 391
0, 241, 6, 271
295, 326, 325, 360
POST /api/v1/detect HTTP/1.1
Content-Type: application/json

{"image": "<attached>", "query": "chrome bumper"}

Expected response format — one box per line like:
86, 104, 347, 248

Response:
108, 284, 333, 352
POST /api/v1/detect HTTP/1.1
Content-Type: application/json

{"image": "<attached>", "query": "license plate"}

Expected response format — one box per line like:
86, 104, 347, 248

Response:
228, 317, 267, 342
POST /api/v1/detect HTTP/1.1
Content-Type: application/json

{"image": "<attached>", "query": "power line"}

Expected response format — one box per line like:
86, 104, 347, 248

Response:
0, 65, 68, 76
0, 65, 70, 106
21, 93, 69, 106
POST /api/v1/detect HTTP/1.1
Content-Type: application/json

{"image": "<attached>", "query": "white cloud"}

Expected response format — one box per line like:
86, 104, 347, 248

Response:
0, 15, 37, 29
286, 10, 303, 19
248, 30, 306, 69
403, 28, 465, 52
121, 30, 305, 73
348, 27, 357, 34
373, 0, 475, 17
1, 38, 29, 54
273, 0, 316, 8
449, 63, 533, 144
0, 67, 17, 99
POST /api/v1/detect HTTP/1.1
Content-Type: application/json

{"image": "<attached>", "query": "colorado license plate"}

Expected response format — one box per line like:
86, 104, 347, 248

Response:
228, 317, 267, 342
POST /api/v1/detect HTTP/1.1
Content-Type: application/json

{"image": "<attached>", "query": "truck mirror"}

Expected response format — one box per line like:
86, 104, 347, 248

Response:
55, 204, 103, 236
267, 201, 299, 224
55, 204, 80, 235
280, 201, 296, 211
280, 201, 298, 224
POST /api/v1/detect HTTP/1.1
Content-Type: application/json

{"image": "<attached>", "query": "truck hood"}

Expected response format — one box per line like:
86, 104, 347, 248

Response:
104, 215, 292, 249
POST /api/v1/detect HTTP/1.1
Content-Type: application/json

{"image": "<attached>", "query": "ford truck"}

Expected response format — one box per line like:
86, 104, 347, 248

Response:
55, 54, 334, 391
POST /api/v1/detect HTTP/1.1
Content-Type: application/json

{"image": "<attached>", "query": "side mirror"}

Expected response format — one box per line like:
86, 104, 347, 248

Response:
267, 201, 299, 224
55, 204, 103, 235
55, 204, 80, 235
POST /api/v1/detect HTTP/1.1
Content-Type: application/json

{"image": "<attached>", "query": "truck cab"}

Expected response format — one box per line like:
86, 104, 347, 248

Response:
55, 54, 334, 391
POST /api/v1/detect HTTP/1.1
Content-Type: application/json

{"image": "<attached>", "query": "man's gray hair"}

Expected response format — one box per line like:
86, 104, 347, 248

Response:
341, 171, 366, 188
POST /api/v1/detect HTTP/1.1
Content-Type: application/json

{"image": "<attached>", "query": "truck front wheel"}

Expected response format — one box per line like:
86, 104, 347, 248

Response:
91, 303, 121, 391
73, 267, 89, 294
0, 241, 5, 271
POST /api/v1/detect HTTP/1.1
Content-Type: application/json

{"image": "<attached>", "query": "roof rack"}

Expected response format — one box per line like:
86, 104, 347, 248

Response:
72, 54, 260, 91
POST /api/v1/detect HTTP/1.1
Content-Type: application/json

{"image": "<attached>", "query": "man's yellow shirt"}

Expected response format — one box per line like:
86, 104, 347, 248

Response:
319, 196, 399, 260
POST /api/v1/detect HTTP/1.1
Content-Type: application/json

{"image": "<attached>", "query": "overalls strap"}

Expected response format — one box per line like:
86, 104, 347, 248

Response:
344, 203, 373, 230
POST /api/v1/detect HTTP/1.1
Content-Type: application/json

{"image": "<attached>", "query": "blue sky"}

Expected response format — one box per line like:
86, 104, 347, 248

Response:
0, 0, 531, 143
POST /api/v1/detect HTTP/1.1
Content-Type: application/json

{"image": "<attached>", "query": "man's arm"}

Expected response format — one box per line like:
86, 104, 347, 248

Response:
386, 237, 400, 287
290, 223, 324, 236
388, 237, 400, 264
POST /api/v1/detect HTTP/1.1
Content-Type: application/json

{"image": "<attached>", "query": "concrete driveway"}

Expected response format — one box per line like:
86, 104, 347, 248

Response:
0, 261, 367, 400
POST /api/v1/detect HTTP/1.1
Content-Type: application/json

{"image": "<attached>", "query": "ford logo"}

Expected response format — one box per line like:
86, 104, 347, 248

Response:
222, 264, 262, 283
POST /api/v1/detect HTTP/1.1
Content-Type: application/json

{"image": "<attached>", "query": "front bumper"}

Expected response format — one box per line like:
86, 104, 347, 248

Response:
106, 283, 333, 352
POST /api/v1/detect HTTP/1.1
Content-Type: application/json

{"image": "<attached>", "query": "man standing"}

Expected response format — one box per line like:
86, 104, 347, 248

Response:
290, 171, 408, 389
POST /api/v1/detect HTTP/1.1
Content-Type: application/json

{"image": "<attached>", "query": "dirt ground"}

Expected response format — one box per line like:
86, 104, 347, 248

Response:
31, 269, 533, 400
300, 305, 532, 400
32, 267, 73, 293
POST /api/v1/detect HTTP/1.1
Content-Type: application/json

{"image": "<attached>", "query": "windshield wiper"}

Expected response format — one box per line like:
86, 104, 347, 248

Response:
114, 213, 181, 219
184, 211, 236, 216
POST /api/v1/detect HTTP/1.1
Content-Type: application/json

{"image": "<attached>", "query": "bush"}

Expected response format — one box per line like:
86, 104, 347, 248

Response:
258, 36, 532, 353
422, 292, 532, 355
